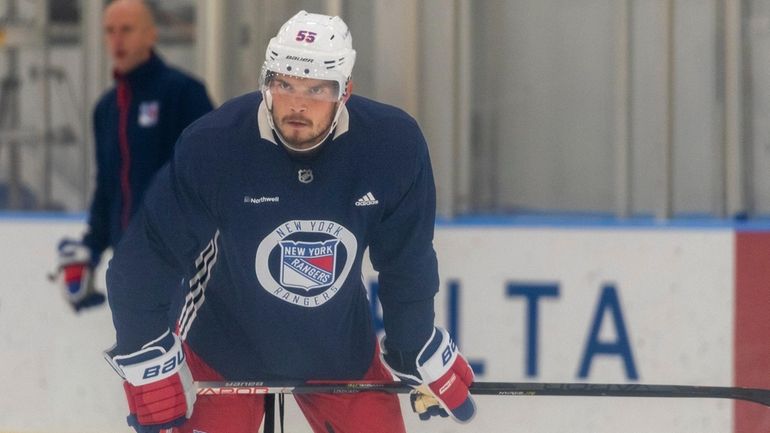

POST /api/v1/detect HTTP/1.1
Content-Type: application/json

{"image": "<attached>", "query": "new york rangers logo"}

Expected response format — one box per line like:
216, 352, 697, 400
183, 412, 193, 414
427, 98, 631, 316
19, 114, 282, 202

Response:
138, 100, 159, 127
255, 220, 358, 308
279, 239, 339, 291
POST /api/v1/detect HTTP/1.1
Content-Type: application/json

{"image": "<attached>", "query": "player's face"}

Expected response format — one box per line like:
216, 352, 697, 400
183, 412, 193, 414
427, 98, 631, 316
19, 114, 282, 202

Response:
103, 0, 157, 74
268, 75, 340, 150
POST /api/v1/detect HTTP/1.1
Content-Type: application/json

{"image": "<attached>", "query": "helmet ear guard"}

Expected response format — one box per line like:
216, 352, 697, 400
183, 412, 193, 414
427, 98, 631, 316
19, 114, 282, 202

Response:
261, 70, 275, 109
264, 86, 273, 110
342, 80, 353, 103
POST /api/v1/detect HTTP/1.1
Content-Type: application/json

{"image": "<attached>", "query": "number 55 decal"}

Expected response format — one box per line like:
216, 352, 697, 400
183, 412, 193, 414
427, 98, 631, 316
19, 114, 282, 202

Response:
296, 30, 317, 42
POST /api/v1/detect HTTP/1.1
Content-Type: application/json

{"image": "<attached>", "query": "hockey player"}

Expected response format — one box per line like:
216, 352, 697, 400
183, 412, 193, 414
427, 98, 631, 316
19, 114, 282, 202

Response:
104, 10, 475, 433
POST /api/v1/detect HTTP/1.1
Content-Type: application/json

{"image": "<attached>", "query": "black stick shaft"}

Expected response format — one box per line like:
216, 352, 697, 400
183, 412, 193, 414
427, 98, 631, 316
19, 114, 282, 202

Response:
195, 381, 770, 407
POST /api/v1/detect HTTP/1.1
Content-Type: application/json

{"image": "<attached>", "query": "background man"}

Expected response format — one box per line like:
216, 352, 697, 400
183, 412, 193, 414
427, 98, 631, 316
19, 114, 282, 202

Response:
55, 0, 213, 312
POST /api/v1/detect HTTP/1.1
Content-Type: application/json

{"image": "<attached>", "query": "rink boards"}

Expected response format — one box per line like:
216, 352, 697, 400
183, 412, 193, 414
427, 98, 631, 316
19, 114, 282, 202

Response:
1, 217, 769, 432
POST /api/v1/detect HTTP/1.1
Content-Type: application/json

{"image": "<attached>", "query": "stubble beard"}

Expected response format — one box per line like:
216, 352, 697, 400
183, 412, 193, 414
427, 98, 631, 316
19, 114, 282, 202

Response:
277, 114, 334, 150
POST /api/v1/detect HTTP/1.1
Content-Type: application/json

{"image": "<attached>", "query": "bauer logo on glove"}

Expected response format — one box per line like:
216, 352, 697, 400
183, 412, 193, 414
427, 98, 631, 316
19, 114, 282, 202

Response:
105, 330, 196, 433
381, 326, 476, 423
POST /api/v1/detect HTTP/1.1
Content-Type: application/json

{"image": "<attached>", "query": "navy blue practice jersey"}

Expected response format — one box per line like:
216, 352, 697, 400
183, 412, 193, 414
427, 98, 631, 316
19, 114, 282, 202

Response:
106, 92, 439, 381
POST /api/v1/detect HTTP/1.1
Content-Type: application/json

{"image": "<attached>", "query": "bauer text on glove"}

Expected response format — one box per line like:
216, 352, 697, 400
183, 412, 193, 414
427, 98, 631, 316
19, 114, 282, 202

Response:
381, 326, 476, 422
105, 330, 196, 433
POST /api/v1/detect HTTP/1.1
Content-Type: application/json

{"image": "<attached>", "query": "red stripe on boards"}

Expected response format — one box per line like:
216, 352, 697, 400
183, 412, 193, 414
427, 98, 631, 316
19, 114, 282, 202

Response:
735, 232, 770, 433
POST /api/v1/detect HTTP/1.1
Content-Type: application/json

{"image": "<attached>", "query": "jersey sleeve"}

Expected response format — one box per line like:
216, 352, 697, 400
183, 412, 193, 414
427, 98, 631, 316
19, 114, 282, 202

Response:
106, 129, 219, 354
368, 121, 439, 352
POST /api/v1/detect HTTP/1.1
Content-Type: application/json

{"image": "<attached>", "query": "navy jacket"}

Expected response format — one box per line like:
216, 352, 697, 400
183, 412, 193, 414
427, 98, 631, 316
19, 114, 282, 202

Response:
107, 92, 439, 381
84, 52, 213, 265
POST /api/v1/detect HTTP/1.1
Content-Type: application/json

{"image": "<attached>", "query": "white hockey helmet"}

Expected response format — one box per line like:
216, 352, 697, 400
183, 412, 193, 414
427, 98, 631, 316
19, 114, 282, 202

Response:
261, 10, 356, 101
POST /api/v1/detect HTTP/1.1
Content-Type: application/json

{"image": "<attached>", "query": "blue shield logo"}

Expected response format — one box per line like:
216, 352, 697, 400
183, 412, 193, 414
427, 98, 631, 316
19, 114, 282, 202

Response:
279, 239, 339, 291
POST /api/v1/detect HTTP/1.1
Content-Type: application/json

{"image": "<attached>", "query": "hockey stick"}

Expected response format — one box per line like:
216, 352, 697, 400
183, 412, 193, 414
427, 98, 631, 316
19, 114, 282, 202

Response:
195, 380, 770, 408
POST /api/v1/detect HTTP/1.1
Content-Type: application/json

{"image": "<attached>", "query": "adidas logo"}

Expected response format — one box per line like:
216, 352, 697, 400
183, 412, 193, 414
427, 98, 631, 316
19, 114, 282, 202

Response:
355, 192, 379, 206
